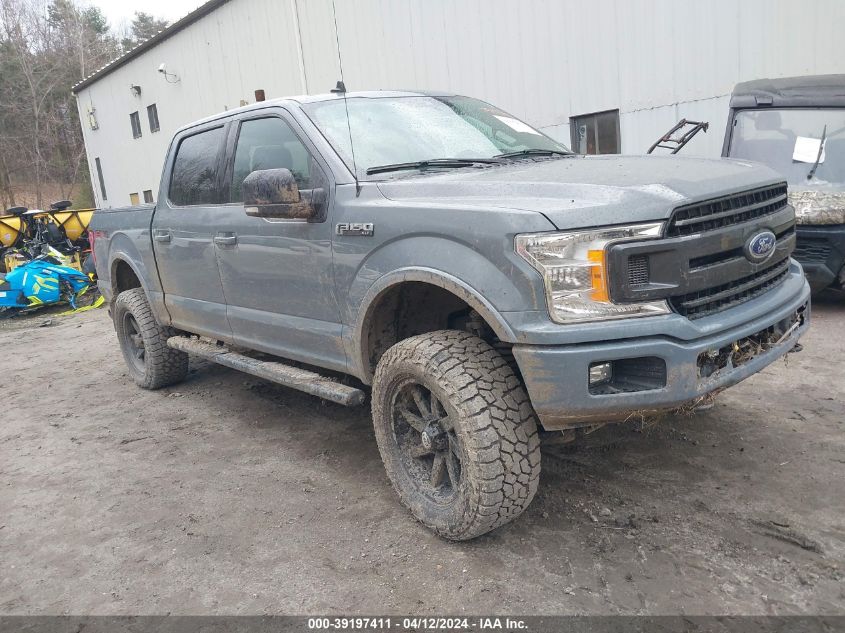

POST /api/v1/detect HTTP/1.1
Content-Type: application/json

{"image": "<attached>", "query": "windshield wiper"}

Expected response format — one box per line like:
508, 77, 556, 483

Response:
494, 148, 572, 159
807, 124, 827, 181
365, 158, 501, 175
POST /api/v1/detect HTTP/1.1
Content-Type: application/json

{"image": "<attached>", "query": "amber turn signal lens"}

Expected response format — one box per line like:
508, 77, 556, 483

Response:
588, 249, 609, 302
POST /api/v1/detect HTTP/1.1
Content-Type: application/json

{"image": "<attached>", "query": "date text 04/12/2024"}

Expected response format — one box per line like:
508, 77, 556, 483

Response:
307, 617, 528, 630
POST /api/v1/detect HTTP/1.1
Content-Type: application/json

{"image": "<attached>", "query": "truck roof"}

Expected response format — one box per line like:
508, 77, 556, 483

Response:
730, 74, 845, 109
177, 90, 457, 134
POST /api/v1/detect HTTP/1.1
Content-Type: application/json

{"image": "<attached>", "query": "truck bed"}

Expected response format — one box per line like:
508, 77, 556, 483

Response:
90, 204, 159, 312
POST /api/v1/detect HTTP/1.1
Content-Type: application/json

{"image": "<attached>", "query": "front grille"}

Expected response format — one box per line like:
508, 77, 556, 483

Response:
667, 184, 788, 237
688, 225, 794, 270
793, 239, 832, 264
628, 254, 649, 286
669, 257, 790, 320
611, 183, 795, 319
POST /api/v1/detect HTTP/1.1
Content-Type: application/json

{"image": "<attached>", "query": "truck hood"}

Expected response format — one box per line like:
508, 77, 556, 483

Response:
376, 154, 784, 230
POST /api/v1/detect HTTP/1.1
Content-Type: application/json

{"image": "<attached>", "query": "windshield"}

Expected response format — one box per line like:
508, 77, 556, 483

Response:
302, 95, 569, 179
727, 108, 845, 188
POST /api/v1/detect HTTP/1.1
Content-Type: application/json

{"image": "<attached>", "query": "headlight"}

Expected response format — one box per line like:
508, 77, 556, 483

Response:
515, 223, 671, 324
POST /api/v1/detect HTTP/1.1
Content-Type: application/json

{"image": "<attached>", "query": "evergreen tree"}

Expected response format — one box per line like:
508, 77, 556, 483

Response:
121, 11, 169, 51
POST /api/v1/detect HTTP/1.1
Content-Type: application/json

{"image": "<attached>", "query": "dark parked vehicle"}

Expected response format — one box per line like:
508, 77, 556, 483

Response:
91, 91, 809, 539
722, 74, 845, 293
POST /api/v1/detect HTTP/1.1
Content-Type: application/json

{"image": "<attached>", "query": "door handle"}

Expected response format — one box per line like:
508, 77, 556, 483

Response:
153, 231, 172, 243
214, 233, 238, 246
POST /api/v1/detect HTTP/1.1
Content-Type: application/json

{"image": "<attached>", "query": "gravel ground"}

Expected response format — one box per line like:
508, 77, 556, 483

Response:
1, 294, 843, 615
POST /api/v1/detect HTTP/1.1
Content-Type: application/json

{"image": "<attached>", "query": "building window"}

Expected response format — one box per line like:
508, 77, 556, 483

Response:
94, 157, 107, 201
130, 111, 142, 139
570, 109, 620, 155
129, 192, 140, 205
143, 189, 154, 203
147, 104, 160, 133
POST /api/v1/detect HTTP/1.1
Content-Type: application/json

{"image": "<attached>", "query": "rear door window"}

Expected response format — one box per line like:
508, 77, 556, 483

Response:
230, 117, 312, 203
168, 126, 225, 205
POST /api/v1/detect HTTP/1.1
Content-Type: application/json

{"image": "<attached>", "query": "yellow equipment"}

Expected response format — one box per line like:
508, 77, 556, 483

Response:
2, 203, 94, 273
0, 215, 23, 248
49, 209, 94, 242
1, 207, 95, 245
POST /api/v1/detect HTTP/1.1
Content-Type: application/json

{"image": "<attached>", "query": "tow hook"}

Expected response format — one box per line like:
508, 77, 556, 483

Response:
788, 343, 803, 354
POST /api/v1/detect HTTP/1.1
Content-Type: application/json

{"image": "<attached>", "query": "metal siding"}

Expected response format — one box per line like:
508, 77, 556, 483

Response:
293, 0, 340, 93
76, 0, 306, 208
78, 0, 845, 208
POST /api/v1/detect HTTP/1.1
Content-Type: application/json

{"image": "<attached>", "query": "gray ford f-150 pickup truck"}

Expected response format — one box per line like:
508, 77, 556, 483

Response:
92, 91, 810, 539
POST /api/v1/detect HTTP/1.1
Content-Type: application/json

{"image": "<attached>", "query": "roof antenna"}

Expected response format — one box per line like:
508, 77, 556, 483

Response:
331, 0, 361, 196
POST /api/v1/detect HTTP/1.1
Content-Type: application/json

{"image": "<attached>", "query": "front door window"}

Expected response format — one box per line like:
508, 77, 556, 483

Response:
230, 117, 313, 202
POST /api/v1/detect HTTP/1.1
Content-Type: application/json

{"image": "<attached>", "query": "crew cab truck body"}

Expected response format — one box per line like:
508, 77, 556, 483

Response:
92, 91, 810, 539
722, 75, 845, 294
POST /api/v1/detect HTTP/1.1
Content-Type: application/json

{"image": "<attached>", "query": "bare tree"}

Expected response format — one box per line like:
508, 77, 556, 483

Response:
0, 0, 119, 209
2, 0, 64, 207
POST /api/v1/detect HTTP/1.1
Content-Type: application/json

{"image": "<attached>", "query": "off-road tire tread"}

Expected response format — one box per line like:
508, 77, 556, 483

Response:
372, 330, 540, 540
114, 288, 188, 389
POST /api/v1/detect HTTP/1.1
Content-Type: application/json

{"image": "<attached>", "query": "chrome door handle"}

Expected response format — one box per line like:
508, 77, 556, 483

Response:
214, 234, 237, 246
153, 231, 172, 243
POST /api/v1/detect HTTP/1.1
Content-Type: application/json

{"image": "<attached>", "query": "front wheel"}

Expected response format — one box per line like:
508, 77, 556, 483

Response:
113, 288, 188, 389
371, 330, 540, 540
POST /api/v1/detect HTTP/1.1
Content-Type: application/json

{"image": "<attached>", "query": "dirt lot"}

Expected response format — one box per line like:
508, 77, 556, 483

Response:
1, 296, 843, 615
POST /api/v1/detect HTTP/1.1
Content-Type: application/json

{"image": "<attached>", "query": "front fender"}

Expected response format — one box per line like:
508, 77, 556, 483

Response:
347, 267, 519, 382
339, 234, 543, 381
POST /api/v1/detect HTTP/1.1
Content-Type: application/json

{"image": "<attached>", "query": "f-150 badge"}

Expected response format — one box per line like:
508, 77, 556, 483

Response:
336, 222, 374, 236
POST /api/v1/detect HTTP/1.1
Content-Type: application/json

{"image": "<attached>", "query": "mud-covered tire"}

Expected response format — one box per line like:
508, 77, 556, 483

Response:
372, 330, 540, 540
113, 288, 188, 389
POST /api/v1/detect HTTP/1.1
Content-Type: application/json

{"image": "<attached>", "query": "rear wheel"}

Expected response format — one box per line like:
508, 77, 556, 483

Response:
372, 330, 540, 540
113, 288, 188, 389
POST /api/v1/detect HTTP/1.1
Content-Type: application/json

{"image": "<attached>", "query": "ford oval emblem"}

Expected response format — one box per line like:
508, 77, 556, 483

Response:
744, 230, 777, 263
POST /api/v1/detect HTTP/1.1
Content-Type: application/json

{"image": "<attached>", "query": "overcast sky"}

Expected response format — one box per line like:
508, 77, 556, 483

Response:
92, 0, 203, 33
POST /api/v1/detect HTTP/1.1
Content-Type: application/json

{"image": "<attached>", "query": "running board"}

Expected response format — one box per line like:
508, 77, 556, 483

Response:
166, 337, 366, 406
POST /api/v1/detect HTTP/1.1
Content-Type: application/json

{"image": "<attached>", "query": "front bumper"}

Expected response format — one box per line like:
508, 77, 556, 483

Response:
513, 270, 811, 430
794, 224, 845, 293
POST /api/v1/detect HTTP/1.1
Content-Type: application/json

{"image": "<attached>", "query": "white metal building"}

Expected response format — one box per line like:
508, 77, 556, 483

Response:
73, 0, 845, 209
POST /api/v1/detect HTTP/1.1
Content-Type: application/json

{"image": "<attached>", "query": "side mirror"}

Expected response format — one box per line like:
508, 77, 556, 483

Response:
243, 168, 322, 220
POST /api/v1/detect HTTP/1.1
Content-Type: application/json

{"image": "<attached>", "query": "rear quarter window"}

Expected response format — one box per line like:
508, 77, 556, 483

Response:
168, 126, 225, 205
